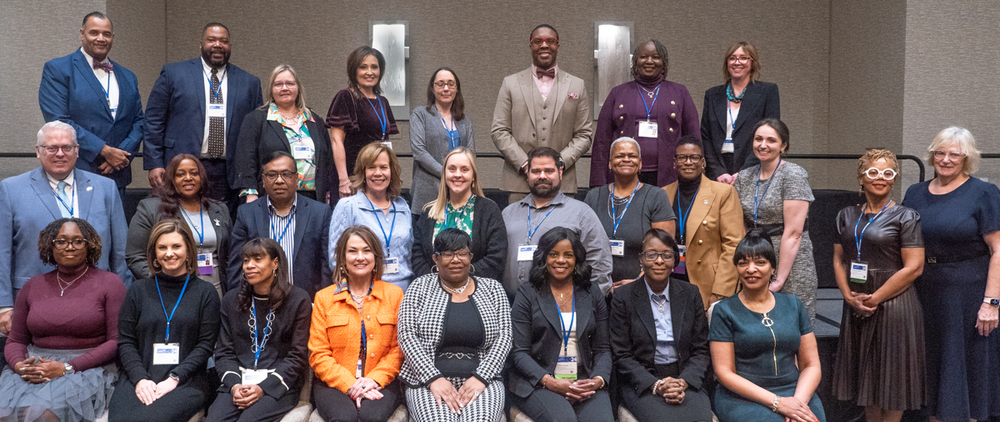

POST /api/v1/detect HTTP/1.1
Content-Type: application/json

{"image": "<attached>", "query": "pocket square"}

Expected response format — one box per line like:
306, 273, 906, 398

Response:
567, 93, 579, 99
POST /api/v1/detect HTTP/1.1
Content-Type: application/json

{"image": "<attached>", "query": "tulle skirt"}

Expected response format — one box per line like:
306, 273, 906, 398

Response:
0, 345, 117, 422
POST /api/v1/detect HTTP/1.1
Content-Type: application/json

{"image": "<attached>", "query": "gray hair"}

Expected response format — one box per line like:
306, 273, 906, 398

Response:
927, 126, 980, 175
610, 136, 641, 157
36, 121, 78, 147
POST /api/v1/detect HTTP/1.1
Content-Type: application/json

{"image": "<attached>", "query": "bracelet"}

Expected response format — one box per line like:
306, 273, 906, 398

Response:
771, 395, 781, 412
651, 379, 664, 395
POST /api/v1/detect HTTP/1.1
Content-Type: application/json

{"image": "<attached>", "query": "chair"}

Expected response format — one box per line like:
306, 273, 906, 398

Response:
308, 404, 408, 422
279, 370, 315, 422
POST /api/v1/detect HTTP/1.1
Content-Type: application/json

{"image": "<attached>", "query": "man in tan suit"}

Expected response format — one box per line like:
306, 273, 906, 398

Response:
492, 24, 593, 203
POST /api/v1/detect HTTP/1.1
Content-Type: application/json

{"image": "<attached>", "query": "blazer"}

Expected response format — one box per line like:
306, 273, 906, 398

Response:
701, 81, 780, 179
397, 274, 511, 386
610, 277, 710, 395
0, 168, 132, 307
308, 280, 404, 393
408, 106, 475, 213
509, 281, 611, 398
411, 196, 508, 281
663, 175, 745, 307
125, 197, 232, 282
39, 49, 145, 187
143, 58, 263, 187
233, 107, 335, 202
228, 194, 333, 298
491, 67, 593, 193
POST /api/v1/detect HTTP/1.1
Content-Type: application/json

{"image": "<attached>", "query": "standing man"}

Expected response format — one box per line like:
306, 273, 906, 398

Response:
144, 22, 262, 212
493, 24, 593, 203
39, 11, 144, 198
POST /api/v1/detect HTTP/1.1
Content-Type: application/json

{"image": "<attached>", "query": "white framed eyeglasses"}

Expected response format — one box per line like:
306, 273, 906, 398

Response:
864, 167, 897, 180
932, 150, 965, 160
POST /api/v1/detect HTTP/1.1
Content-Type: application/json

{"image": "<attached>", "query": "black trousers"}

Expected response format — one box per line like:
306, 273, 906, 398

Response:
108, 375, 210, 422
511, 388, 613, 422
204, 388, 300, 422
620, 363, 713, 422
201, 158, 238, 221
311, 378, 402, 422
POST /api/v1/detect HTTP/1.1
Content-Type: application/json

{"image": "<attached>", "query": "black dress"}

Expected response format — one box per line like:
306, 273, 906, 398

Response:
108, 273, 221, 422
831, 205, 926, 410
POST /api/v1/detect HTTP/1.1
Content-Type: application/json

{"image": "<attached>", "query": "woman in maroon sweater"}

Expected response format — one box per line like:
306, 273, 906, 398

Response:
0, 218, 126, 421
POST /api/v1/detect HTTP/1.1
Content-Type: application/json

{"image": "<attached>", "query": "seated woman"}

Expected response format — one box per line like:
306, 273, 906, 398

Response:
509, 227, 613, 422
709, 229, 825, 422
309, 225, 405, 422
412, 147, 507, 281
108, 219, 221, 422
206, 238, 312, 422
610, 229, 713, 422
0, 218, 126, 422
397, 228, 511, 422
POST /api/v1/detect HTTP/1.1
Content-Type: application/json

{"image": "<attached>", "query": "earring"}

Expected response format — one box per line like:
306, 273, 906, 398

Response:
770, 272, 777, 284
431, 265, 439, 274
469, 264, 476, 274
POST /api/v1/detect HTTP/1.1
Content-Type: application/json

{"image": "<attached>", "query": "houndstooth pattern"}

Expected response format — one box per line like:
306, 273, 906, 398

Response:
406, 377, 505, 422
397, 274, 512, 386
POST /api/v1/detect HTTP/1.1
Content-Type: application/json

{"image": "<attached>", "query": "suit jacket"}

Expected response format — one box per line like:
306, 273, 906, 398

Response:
509, 281, 611, 398
125, 197, 232, 282
0, 168, 132, 307
610, 277, 710, 395
411, 196, 507, 281
663, 175, 745, 307
143, 58, 263, 188
233, 107, 335, 202
39, 50, 144, 187
227, 194, 332, 298
701, 81, 780, 179
491, 67, 593, 193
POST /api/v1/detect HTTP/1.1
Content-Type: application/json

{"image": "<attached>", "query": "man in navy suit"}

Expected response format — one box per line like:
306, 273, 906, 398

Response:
0, 121, 133, 366
143, 22, 262, 211
39, 11, 144, 196
228, 151, 332, 299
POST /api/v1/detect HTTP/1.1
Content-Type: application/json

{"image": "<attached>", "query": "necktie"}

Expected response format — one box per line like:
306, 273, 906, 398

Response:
56, 181, 71, 218
536, 67, 555, 79
206, 67, 225, 158
93, 61, 113, 73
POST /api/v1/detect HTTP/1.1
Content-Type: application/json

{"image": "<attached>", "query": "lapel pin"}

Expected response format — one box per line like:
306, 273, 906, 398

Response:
86, 186, 93, 191
214, 219, 221, 226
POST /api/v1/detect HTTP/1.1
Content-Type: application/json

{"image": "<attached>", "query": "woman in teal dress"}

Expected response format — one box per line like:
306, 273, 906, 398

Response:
709, 229, 825, 422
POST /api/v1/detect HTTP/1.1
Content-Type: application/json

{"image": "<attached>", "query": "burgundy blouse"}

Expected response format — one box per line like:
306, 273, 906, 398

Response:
325, 89, 399, 171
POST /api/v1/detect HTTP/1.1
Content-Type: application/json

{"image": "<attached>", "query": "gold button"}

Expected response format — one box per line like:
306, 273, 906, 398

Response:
619, 116, 624, 120
619, 104, 624, 109
670, 101, 676, 105
697, 260, 702, 264
698, 239, 703, 245
669, 128, 674, 132
670, 113, 676, 118
620, 131, 624, 134
702, 220, 707, 225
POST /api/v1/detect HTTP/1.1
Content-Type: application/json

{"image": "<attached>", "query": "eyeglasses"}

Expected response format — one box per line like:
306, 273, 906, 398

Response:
531, 37, 558, 47
675, 154, 703, 163
38, 145, 78, 154
434, 81, 456, 89
272, 81, 297, 88
640, 251, 675, 262
436, 251, 471, 262
932, 150, 965, 160
263, 170, 297, 182
53, 238, 88, 250
864, 167, 897, 180
728, 56, 752, 64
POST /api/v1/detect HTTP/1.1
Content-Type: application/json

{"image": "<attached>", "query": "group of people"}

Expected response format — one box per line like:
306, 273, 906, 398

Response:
0, 11, 996, 422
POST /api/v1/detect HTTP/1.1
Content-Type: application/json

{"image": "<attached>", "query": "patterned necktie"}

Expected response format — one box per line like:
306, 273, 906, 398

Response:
93, 60, 113, 73
206, 67, 225, 158
56, 181, 71, 218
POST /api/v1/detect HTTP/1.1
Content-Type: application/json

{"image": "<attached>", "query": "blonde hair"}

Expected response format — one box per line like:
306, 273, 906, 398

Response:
263, 64, 306, 111
723, 41, 761, 85
423, 147, 485, 221
927, 126, 980, 175
351, 143, 402, 199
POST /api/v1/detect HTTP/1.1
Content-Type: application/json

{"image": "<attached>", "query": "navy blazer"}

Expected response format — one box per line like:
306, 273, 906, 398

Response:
509, 281, 612, 398
610, 277, 710, 395
0, 168, 132, 307
701, 81, 780, 179
39, 50, 144, 187
143, 58, 262, 187
227, 195, 332, 299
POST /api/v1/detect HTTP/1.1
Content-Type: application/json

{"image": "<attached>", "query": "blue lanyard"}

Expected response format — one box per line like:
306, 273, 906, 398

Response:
753, 159, 782, 224
100, 71, 111, 107
55, 182, 75, 217
526, 206, 555, 242
203, 68, 227, 100
554, 294, 575, 355
366, 198, 397, 255
270, 207, 296, 244
726, 104, 737, 140
611, 183, 641, 238
250, 299, 274, 369
638, 85, 660, 121
154, 274, 190, 342
853, 200, 892, 260
182, 204, 205, 246
676, 186, 700, 242
366, 97, 387, 139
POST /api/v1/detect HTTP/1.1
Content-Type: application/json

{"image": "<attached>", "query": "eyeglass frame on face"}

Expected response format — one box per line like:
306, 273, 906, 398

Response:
728, 55, 752, 64
263, 170, 297, 182
864, 167, 897, 180
640, 251, 675, 262
932, 150, 965, 161
53, 238, 88, 250
531, 37, 558, 47
675, 154, 703, 163
272, 81, 297, 89
435, 250, 471, 262
433, 81, 456, 89
38, 145, 78, 155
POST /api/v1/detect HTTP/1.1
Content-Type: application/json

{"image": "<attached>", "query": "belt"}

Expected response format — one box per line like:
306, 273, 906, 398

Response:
926, 249, 989, 264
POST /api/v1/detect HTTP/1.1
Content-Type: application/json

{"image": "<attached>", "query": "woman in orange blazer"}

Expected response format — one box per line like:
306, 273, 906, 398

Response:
663, 136, 745, 309
309, 225, 405, 421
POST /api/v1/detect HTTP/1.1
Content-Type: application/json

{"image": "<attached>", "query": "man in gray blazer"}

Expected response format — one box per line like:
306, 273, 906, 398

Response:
492, 24, 593, 203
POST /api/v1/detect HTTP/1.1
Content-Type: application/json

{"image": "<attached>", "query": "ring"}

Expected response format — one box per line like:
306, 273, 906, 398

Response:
474, 391, 480, 397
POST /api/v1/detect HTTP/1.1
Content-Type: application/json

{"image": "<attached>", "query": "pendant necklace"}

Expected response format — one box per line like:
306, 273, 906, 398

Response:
56, 266, 89, 296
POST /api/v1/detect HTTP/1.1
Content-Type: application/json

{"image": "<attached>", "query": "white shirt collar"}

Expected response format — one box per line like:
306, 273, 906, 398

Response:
79, 47, 108, 68
45, 169, 75, 190
201, 57, 226, 75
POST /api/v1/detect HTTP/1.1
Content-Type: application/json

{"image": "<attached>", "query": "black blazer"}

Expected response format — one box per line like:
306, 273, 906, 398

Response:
233, 107, 335, 203
227, 194, 333, 299
411, 196, 508, 281
509, 281, 611, 398
610, 277, 710, 395
125, 197, 232, 283
701, 81, 780, 179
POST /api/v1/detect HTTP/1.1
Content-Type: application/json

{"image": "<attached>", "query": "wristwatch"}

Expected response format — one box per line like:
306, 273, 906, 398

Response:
63, 363, 75, 375
168, 372, 180, 382
985, 297, 1000, 307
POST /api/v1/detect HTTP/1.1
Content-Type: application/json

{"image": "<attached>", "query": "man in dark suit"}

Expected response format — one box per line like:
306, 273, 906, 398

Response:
143, 22, 262, 211
39, 11, 144, 197
228, 152, 332, 299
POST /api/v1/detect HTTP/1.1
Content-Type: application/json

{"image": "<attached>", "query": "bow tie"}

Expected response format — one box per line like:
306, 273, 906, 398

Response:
93, 61, 113, 73
536, 67, 555, 79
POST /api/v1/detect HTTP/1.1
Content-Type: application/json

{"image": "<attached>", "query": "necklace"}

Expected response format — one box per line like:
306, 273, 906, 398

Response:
639, 85, 657, 99
441, 277, 471, 294
56, 266, 89, 297
726, 84, 746, 103
279, 109, 301, 122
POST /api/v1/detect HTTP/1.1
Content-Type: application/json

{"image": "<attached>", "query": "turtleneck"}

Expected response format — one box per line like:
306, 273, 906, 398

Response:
674, 176, 701, 240
155, 272, 191, 285
635, 73, 664, 90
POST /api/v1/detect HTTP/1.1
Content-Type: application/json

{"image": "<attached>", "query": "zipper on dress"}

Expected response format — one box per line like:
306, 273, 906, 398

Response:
762, 312, 778, 375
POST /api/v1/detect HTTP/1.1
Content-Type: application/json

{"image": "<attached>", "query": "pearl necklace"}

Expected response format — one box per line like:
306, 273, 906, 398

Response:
56, 266, 89, 297
441, 277, 471, 294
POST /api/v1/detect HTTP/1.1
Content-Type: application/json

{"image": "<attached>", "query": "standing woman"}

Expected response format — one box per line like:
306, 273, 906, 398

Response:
902, 127, 1000, 422
327, 46, 399, 199
108, 219, 221, 422
126, 154, 231, 296
412, 147, 507, 281
702, 42, 780, 184
733, 119, 818, 320
409, 67, 475, 213
509, 227, 613, 422
206, 238, 312, 422
831, 149, 926, 422
235, 64, 335, 204
591, 39, 699, 188
584, 137, 675, 292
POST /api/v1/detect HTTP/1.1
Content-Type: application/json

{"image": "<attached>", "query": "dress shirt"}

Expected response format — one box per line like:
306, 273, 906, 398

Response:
531, 64, 558, 101
45, 171, 78, 218
645, 280, 677, 364
79, 47, 119, 119
329, 191, 413, 291
267, 196, 297, 284
200, 58, 229, 156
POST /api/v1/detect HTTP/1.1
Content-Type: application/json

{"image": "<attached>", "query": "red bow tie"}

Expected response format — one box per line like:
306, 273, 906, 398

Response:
536, 67, 555, 79
93, 61, 113, 73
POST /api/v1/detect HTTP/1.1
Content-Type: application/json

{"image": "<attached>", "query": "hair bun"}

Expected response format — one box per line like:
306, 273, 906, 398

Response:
745, 227, 769, 241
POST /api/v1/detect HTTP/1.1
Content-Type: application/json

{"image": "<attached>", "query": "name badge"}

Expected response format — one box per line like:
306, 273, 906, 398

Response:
554, 356, 578, 380
207, 104, 226, 118
381, 141, 393, 150
638, 121, 658, 138
517, 245, 537, 261
153, 343, 180, 365
292, 145, 314, 160
610, 240, 625, 256
197, 253, 213, 275
241, 368, 269, 385
675, 245, 687, 275
850, 261, 869, 283
109, 107, 117, 115
722, 139, 735, 154
385, 257, 400, 274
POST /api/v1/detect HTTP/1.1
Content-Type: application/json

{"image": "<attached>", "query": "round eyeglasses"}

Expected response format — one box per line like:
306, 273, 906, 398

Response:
864, 167, 897, 180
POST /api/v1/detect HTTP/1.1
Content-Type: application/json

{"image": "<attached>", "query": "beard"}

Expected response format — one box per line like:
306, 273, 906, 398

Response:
529, 179, 561, 198
201, 47, 231, 68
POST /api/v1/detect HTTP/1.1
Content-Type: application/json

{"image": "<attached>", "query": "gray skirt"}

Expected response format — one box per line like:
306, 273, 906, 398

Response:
0, 345, 117, 422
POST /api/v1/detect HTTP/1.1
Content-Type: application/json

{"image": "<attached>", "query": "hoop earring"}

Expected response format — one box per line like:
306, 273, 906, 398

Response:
469, 264, 476, 274
431, 265, 439, 274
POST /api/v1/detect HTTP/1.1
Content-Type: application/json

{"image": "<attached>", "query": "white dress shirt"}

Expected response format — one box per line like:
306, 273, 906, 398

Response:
200, 57, 229, 156
80, 47, 119, 119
